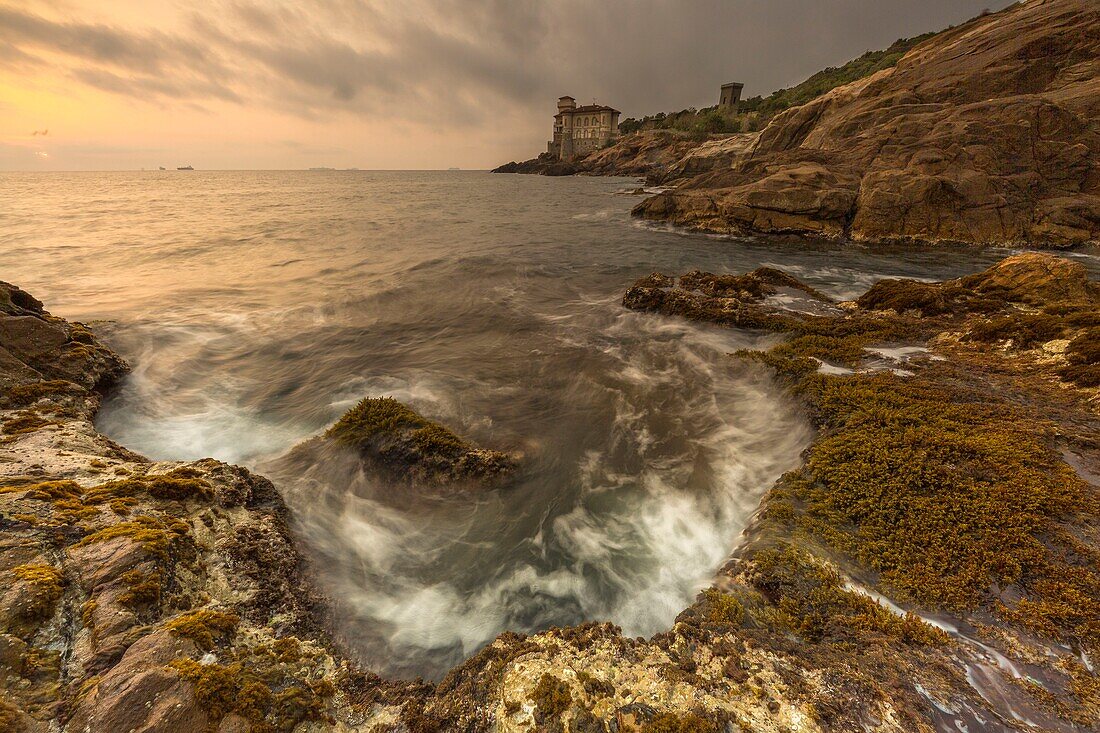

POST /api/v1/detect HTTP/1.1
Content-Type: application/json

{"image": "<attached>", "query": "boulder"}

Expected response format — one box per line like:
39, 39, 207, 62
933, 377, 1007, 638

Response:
66, 630, 209, 733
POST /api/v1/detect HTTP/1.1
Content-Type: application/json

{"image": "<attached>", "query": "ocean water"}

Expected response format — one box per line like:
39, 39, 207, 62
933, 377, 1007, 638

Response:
2, 170, 1087, 679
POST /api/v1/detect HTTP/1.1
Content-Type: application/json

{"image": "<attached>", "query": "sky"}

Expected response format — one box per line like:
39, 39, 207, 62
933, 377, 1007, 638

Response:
0, 0, 1016, 171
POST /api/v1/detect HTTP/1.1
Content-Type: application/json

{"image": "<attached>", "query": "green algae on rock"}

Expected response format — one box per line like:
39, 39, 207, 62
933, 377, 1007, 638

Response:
311, 395, 517, 487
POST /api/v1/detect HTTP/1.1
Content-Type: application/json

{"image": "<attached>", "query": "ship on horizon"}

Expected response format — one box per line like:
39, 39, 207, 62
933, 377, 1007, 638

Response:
177, 165, 194, 170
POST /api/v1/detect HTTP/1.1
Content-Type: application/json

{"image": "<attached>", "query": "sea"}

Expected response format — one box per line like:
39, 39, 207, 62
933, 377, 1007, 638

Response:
3, 169, 1094, 679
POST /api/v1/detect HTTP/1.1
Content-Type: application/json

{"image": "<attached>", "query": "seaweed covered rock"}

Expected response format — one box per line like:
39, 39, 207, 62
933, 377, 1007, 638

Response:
317, 396, 516, 487
622, 253, 1100, 731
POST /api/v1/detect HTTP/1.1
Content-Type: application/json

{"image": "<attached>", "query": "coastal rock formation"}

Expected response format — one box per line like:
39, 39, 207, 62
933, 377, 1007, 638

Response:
2, 255, 1099, 732
633, 0, 1100, 246
494, 131, 711, 180
492, 153, 578, 176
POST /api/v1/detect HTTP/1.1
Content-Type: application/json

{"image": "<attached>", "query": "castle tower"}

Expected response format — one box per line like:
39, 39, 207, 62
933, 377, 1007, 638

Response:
548, 95, 619, 162
719, 82, 744, 112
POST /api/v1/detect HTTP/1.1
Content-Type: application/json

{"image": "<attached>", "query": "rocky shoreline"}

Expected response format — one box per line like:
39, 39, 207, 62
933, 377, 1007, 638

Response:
3, 249, 1099, 732
496, 0, 1100, 249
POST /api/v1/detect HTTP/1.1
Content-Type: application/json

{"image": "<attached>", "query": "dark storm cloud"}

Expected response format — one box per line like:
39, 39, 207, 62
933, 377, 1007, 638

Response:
2, 0, 1016, 124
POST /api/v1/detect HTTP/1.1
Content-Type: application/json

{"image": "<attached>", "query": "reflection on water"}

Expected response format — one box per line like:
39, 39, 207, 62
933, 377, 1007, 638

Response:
1, 170, 1084, 679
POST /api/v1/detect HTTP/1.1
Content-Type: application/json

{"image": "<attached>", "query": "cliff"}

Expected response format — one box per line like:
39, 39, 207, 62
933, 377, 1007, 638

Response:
500, 0, 1100, 248
3, 250, 1099, 731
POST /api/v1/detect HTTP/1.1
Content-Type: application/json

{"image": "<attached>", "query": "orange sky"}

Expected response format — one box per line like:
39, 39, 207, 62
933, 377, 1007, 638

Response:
0, 0, 1014, 170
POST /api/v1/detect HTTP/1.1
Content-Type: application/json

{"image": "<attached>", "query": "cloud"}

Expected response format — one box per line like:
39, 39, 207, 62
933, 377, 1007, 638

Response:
2, 0, 1017, 132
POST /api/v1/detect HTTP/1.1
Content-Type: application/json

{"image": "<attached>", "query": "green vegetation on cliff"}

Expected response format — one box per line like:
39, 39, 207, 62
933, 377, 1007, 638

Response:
620, 32, 936, 136
741, 33, 935, 116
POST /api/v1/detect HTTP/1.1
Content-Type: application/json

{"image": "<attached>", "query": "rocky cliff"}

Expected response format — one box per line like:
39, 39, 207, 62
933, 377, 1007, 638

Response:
500, 0, 1100, 248
3, 251, 1099, 731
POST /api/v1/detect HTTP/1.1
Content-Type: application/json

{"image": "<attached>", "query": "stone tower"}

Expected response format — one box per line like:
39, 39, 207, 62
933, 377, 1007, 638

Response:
719, 82, 744, 112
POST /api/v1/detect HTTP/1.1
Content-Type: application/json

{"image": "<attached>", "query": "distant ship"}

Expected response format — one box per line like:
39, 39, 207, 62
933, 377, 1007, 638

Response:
448, 167, 461, 171
308, 167, 334, 171
158, 166, 166, 170
177, 165, 194, 171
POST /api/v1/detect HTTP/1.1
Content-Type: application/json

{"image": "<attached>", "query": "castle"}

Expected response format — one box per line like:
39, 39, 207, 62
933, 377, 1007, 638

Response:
547, 97, 620, 161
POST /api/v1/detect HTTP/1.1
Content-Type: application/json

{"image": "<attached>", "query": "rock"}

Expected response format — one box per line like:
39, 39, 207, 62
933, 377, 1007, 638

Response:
623, 267, 835, 326
0, 281, 127, 396
69, 536, 152, 591
286, 396, 517, 489
494, 130, 716, 182
492, 153, 578, 176
857, 252, 1100, 315
958, 251, 1098, 304
632, 0, 1100, 246
67, 630, 209, 733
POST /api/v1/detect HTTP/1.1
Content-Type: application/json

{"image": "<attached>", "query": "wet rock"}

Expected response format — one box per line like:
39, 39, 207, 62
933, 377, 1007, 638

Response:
958, 251, 1098, 305
858, 252, 1100, 316
623, 266, 833, 328
0, 281, 127, 397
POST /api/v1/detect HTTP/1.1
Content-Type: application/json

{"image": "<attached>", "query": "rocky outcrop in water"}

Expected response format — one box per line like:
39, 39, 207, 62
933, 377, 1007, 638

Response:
3, 253, 1099, 732
277, 396, 517, 495
493, 153, 578, 176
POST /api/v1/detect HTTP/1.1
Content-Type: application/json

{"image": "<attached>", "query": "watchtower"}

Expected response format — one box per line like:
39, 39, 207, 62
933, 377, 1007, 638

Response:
719, 82, 744, 112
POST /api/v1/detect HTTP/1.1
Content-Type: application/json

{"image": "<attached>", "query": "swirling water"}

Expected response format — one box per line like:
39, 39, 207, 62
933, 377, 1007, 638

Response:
1, 170, 1078, 680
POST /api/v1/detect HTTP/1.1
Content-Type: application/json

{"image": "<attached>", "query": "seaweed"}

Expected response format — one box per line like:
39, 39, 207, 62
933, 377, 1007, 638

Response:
9, 564, 65, 624
701, 588, 745, 626
640, 712, 718, 733
749, 545, 948, 646
168, 645, 334, 732
164, 609, 240, 650
1058, 327, 1100, 388
531, 673, 573, 720
73, 515, 192, 561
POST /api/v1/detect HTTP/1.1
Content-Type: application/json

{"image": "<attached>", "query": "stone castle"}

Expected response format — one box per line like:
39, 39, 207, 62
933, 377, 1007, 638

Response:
547, 96, 621, 161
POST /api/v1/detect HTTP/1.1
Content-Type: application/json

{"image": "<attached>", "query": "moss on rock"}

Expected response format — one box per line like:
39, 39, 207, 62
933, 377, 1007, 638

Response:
164, 609, 240, 650
323, 396, 515, 485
